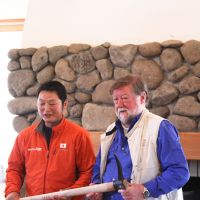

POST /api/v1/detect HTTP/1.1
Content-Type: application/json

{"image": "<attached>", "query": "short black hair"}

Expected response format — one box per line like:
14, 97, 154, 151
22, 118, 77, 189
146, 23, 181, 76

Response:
37, 81, 67, 104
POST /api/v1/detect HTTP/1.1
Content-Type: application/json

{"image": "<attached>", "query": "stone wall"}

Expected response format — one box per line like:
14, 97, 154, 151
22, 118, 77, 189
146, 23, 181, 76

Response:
7, 40, 200, 133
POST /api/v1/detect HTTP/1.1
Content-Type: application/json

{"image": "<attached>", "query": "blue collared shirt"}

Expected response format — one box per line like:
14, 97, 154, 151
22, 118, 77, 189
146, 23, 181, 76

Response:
92, 115, 189, 199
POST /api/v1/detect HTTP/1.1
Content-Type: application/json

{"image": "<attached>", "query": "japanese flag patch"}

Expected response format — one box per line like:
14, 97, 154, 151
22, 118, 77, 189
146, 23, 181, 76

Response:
60, 143, 67, 149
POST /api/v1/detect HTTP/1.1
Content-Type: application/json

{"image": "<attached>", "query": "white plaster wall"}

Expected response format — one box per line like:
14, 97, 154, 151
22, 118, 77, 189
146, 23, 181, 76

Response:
22, 0, 200, 48
0, 0, 28, 19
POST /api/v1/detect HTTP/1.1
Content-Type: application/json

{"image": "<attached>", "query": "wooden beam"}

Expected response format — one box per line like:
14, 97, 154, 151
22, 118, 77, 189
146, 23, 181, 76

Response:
179, 132, 200, 160
89, 132, 200, 160
0, 18, 24, 31
89, 131, 102, 155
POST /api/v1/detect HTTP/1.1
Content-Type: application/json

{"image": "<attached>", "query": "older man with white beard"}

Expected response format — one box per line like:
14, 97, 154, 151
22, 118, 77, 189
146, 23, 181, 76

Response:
87, 75, 189, 200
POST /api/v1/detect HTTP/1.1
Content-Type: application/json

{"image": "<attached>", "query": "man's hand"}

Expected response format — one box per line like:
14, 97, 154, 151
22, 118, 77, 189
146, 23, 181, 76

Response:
52, 196, 71, 200
86, 192, 102, 200
6, 192, 20, 200
118, 183, 144, 200
86, 183, 103, 200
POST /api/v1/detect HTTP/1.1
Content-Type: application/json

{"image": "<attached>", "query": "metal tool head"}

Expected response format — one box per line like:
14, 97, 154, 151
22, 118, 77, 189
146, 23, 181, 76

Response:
114, 154, 124, 181
113, 154, 128, 190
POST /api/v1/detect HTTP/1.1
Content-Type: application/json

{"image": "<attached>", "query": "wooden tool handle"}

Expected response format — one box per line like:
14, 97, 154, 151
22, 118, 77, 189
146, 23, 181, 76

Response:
20, 182, 114, 200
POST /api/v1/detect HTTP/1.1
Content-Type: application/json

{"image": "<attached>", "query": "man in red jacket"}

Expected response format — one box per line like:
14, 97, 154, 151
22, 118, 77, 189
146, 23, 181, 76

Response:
5, 81, 95, 200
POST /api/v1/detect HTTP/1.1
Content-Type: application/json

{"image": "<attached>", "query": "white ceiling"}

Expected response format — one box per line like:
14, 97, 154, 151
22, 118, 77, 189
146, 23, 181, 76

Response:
0, 0, 28, 19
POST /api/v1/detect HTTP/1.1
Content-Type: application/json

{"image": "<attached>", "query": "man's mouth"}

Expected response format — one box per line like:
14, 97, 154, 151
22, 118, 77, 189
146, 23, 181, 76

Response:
118, 108, 127, 114
44, 114, 52, 118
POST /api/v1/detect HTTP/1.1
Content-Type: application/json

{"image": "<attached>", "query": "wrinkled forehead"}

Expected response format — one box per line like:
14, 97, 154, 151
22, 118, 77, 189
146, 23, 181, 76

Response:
112, 85, 134, 95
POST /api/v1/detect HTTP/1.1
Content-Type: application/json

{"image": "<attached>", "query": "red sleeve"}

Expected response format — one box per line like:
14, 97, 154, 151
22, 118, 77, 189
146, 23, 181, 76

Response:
5, 133, 26, 197
70, 130, 95, 189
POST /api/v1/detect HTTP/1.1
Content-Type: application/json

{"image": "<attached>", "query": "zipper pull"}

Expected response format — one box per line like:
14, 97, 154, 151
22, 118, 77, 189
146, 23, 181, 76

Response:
46, 151, 49, 158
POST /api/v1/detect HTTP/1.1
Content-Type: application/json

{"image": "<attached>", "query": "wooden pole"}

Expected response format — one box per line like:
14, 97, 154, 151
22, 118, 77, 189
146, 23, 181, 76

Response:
20, 182, 114, 200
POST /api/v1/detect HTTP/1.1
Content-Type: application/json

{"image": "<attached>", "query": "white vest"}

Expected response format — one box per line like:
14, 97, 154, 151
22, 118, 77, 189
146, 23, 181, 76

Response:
100, 108, 183, 200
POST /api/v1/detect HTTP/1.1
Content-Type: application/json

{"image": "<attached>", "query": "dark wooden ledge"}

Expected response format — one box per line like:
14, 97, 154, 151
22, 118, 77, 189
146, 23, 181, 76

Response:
179, 132, 200, 160
89, 131, 200, 160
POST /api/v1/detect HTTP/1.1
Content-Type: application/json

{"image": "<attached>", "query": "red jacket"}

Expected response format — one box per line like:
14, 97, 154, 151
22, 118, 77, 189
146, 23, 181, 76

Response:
5, 118, 95, 200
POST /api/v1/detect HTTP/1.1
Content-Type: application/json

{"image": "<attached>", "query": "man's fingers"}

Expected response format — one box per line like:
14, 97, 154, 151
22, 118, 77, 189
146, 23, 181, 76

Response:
86, 192, 102, 200
86, 192, 95, 198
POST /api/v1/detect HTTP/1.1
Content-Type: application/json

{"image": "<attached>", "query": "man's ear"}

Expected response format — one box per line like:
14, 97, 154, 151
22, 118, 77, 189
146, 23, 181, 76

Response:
140, 91, 147, 104
63, 99, 68, 108
62, 100, 68, 116
63, 99, 68, 109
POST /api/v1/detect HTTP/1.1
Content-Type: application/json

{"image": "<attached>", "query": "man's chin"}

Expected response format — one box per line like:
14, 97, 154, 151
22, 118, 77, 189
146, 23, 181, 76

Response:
118, 113, 128, 120
118, 115, 133, 127
43, 118, 53, 124
118, 117, 128, 124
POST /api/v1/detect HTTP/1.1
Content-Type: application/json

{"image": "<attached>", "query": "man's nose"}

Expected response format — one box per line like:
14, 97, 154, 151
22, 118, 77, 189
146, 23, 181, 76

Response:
43, 103, 51, 112
117, 98, 124, 107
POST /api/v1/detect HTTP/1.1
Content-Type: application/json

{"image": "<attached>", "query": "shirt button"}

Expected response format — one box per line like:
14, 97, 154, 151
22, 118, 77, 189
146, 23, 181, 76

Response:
122, 147, 124, 150
112, 178, 115, 181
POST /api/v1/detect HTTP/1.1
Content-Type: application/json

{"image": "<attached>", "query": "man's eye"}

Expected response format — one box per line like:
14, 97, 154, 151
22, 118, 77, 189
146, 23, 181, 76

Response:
49, 103, 56, 106
122, 97, 129, 101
